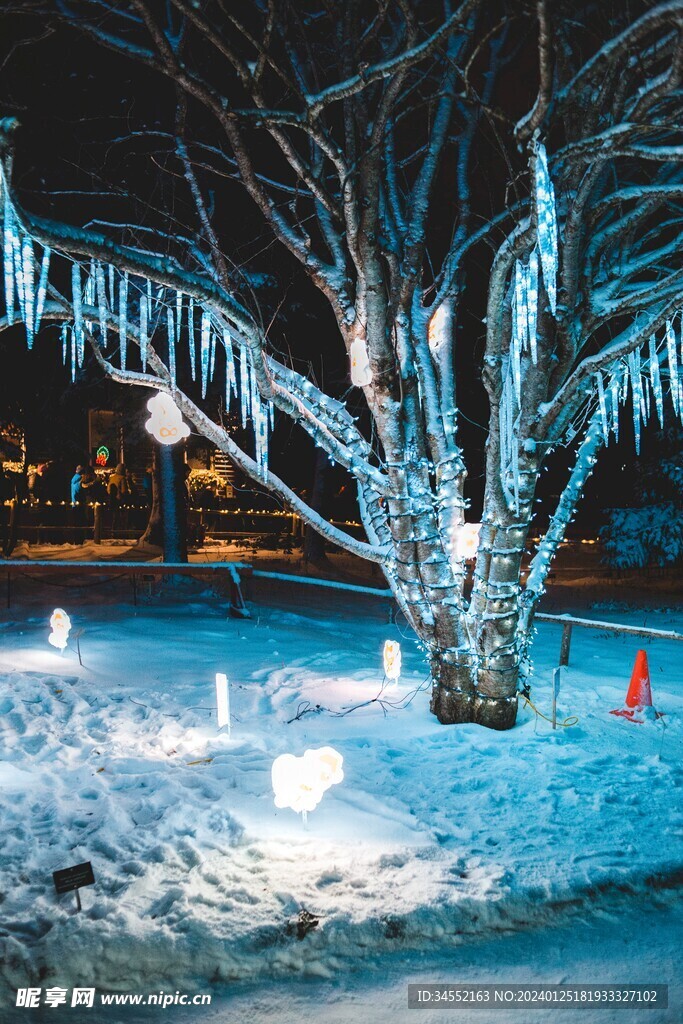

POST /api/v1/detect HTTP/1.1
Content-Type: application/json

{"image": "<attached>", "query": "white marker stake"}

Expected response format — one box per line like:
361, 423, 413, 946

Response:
215, 672, 230, 736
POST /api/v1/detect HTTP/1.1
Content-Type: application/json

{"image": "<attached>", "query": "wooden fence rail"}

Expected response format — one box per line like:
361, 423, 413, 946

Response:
534, 612, 683, 666
3, 561, 682, 667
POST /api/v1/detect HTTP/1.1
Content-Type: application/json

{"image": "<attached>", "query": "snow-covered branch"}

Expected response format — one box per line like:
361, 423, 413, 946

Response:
519, 412, 605, 636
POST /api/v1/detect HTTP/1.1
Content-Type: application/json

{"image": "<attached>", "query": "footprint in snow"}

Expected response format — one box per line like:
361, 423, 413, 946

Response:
130, 804, 164, 826
22, 735, 47, 756
148, 886, 184, 919
6, 712, 26, 736
378, 852, 408, 869
316, 870, 344, 888
120, 859, 145, 876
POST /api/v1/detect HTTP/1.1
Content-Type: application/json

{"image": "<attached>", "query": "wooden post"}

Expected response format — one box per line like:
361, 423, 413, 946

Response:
6, 497, 18, 556
559, 622, 572, 666
93, 503, 102, 544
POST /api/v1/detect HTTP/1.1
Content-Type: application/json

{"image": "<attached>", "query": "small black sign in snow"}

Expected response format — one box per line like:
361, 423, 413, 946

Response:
52, 862, 95, 895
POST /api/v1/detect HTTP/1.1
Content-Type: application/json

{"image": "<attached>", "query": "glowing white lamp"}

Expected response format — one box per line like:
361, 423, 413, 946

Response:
349, 337, 372, 387
383, 639, 402, 682
48, 608, 72, 651
272, 746, 344, 821
145, 391, 190, 445
455, 522, 481, 560
215, 672, 230, 735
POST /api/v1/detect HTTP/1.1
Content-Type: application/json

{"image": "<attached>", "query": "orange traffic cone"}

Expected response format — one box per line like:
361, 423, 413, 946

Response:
610, 649, 659, 722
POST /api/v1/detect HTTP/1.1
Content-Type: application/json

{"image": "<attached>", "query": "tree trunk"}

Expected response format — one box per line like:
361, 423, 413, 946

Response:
470, 521, 529, 730
158, 445, 188, 563
429, 654, 476, 723
429, 643, 519, 730
425, 518, 530, 730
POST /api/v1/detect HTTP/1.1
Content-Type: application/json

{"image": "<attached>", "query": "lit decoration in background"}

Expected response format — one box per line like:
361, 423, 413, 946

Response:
349, 337, 372, 387
144, 391, 191, 445
48, 608, 71, 651
215, 672, 230, 736
272, 746, 344, 822
455, 522, 481, 560
383, 639, 402, 682
95, 445, 109, 466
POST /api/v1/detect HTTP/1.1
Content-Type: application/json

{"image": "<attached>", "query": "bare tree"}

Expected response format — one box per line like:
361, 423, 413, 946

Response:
1, 0, 682, 729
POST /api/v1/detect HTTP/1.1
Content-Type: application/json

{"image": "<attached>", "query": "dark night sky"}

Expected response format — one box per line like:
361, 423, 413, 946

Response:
0, 3, 666, 531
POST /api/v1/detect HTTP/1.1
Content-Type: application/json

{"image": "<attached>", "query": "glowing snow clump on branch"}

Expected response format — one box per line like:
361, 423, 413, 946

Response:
349, 337, 372, 387
455, 522, 481, 560
145, 391, 191, 445
428, 305, 449, 350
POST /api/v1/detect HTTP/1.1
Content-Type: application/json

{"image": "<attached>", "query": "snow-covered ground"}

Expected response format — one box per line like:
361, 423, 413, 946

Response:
0, 583, 681, 1022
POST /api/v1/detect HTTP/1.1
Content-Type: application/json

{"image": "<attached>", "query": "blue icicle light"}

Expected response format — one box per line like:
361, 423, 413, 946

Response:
534, 142, 558, 316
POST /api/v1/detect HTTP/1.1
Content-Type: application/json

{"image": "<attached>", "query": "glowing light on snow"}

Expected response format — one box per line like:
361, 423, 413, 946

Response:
383, 640, 402, 681
215, 672, 230, 734
144, 391, 190, 445
48, 608, 71, 651
272, 746, 344, 816
349, 337, 372, 387
455, 522, 481, 560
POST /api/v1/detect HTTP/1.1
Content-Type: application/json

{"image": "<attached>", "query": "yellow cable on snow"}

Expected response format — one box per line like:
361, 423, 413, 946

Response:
521, 695, 579, 728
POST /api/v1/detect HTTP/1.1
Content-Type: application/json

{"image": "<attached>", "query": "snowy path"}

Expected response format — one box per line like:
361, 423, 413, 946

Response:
3, 896, 680, 1023
134, 896, 683, 1024
0, 591, 681, 1016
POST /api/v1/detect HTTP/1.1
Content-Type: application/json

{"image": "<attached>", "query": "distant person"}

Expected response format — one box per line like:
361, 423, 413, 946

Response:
39, 461, 61, 502
0, 465, 16, 502
183, 463, 192, 509
108, 462, 131, 531
70, 465, 84, 504
0, 465, 16, 554
28, 463, 48, 503
108, 463, 129, 505
141, 467, 153, 505
80, 466, 99, 502
125, 470, 138, 501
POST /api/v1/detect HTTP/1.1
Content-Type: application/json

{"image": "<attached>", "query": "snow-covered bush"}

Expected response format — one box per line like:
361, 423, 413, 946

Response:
602, 428, 683, 568
601, 503, 683, 569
